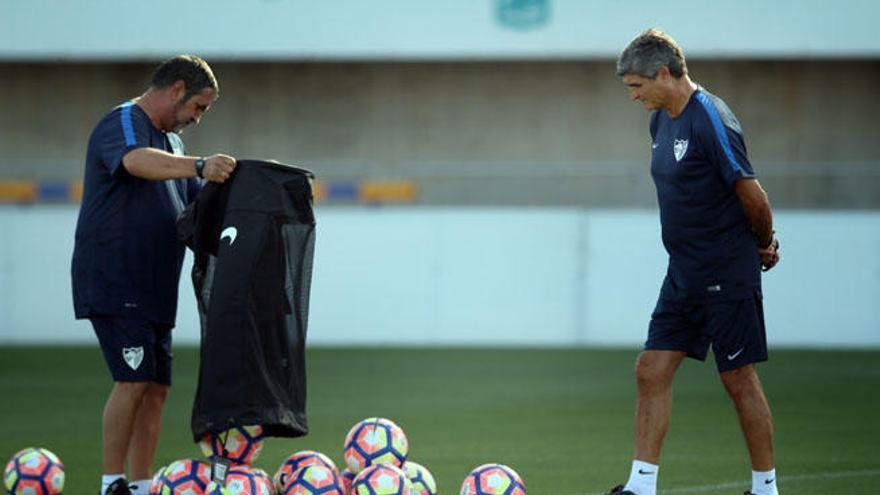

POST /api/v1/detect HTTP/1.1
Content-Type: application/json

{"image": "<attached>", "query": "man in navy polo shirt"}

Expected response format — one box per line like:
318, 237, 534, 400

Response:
72, 55, 236, 495
605, 30, 782, 495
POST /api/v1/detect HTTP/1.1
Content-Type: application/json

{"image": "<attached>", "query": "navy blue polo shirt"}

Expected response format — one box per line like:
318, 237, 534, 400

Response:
72, 101, 200, 325
650, 87, 761, 301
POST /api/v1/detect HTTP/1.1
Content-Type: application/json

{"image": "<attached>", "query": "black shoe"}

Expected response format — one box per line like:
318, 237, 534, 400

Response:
104, 478, 133, 495
606, 485, 636, 495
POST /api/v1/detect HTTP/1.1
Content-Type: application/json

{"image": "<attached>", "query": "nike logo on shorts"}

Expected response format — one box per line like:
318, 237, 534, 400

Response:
727, 348, 745, 360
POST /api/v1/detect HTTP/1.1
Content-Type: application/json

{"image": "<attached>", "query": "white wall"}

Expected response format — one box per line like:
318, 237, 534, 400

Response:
1, 0, 878, 60
0, 206, 878, 347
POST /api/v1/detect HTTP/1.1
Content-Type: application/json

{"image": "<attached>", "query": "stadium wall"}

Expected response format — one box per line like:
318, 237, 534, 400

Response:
1, 206, 877, 348
2, 61, 879, 208
1, 0, 877, 59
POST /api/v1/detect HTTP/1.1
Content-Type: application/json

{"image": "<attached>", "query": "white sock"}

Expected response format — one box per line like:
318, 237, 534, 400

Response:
623, 460, 659, 495
129, 478, 152, 495
751, 468, 778, 495
101, 474, 125, 494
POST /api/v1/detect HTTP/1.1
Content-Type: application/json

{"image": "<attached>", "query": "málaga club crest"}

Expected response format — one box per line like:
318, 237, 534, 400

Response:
673, 139, 689, 162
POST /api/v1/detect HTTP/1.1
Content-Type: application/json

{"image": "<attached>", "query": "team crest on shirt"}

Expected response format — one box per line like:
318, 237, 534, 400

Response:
123, 347, 144, 370
673, 139, 689, 162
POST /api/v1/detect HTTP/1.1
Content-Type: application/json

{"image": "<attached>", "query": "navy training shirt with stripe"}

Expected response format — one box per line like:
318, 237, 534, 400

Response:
649, 87, 761, 301
72, 101, 201, 326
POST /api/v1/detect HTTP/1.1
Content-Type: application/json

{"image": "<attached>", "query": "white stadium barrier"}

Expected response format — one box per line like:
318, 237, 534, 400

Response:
0, 206, 878, 347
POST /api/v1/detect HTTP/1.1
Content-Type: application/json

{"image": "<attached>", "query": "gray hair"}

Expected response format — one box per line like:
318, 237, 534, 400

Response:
616, 28, 687, 79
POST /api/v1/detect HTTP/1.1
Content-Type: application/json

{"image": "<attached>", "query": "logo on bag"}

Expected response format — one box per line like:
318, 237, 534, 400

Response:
122, 347, 144, 370
220, 226, 238, 246
673, 139, 689, 162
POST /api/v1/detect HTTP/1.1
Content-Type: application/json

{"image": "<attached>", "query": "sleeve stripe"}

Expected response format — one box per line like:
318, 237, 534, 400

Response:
695, 92, 743, 175
120, 102, 137, 146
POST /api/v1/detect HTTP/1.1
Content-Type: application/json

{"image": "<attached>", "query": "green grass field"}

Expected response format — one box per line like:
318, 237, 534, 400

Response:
1, 347, 878, 494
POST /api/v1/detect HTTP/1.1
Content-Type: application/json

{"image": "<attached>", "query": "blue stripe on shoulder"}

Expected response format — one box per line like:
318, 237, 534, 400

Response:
120, 101, 136, 146
695, 91, 742, 174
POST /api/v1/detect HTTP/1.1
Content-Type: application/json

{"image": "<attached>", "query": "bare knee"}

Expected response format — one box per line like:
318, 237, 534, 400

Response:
141, 383, 169, 410
634, 356, 655, 388
635, 351, 681, 391
113, 381, 151, 400
720, 365, 760, 400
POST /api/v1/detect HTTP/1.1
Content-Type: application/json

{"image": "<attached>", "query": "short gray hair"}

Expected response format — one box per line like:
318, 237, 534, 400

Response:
616, 28, 687, 79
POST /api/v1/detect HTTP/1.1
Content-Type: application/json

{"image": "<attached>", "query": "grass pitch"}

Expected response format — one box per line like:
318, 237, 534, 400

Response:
1, 347, 878, 494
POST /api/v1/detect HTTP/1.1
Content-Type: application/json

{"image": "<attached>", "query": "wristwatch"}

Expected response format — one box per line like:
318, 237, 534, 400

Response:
194, 157, 206, 178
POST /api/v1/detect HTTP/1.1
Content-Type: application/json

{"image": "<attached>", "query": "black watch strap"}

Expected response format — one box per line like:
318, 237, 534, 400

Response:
195, 157, 206, 178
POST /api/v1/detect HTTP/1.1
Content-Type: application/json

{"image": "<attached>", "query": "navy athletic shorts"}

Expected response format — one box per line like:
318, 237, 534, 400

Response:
645, 288, 767, 372
91, 317, 173, 385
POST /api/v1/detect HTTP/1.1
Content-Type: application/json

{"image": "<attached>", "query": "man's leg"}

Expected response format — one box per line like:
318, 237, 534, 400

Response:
720, 364, 774, 470
633, 349, 687, 463
93, 317, 167, 494
607, 294, 699, 495
102, 381, 150, 475
613, 350, 687, 495
128, 325, 173, 494
711, 292, 778, 494
127, 383, 169, 480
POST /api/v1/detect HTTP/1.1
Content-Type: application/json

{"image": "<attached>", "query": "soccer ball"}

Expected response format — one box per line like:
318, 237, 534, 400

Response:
351, 464, 413, 495
153, 458, 211, 495
281, 465, 344, 495
3, 447, 65, 495
249, 468, 273, 495
199, 425, 265, 465
251, 468, 273, 490
274, 450, 339, 492
340, 468, 356, 494
403, 461, 437, 495
460, 464, 525, 495
148, 464, 167, 494
205, 465, 273, 495
343, 418, 409, 473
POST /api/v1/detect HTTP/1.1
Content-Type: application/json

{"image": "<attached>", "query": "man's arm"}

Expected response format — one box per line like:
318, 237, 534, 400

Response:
735, 177, 780, 270
735, 178, 773, 246
122, 148, 236, 183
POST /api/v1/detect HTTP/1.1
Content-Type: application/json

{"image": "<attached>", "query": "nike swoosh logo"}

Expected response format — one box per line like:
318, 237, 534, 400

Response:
220, 226, 238, 246
727, 348, 745, 360
638, 469, 655, 475
765, 478, 775, 484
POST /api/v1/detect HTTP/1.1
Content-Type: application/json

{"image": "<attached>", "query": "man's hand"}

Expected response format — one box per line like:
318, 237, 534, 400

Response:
758, 237, 780, 272
202, 154, 237, 183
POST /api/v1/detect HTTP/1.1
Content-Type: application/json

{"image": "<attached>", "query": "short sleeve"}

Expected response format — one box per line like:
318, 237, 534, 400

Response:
695, 92, 755, 188
98, 102, 152, 176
